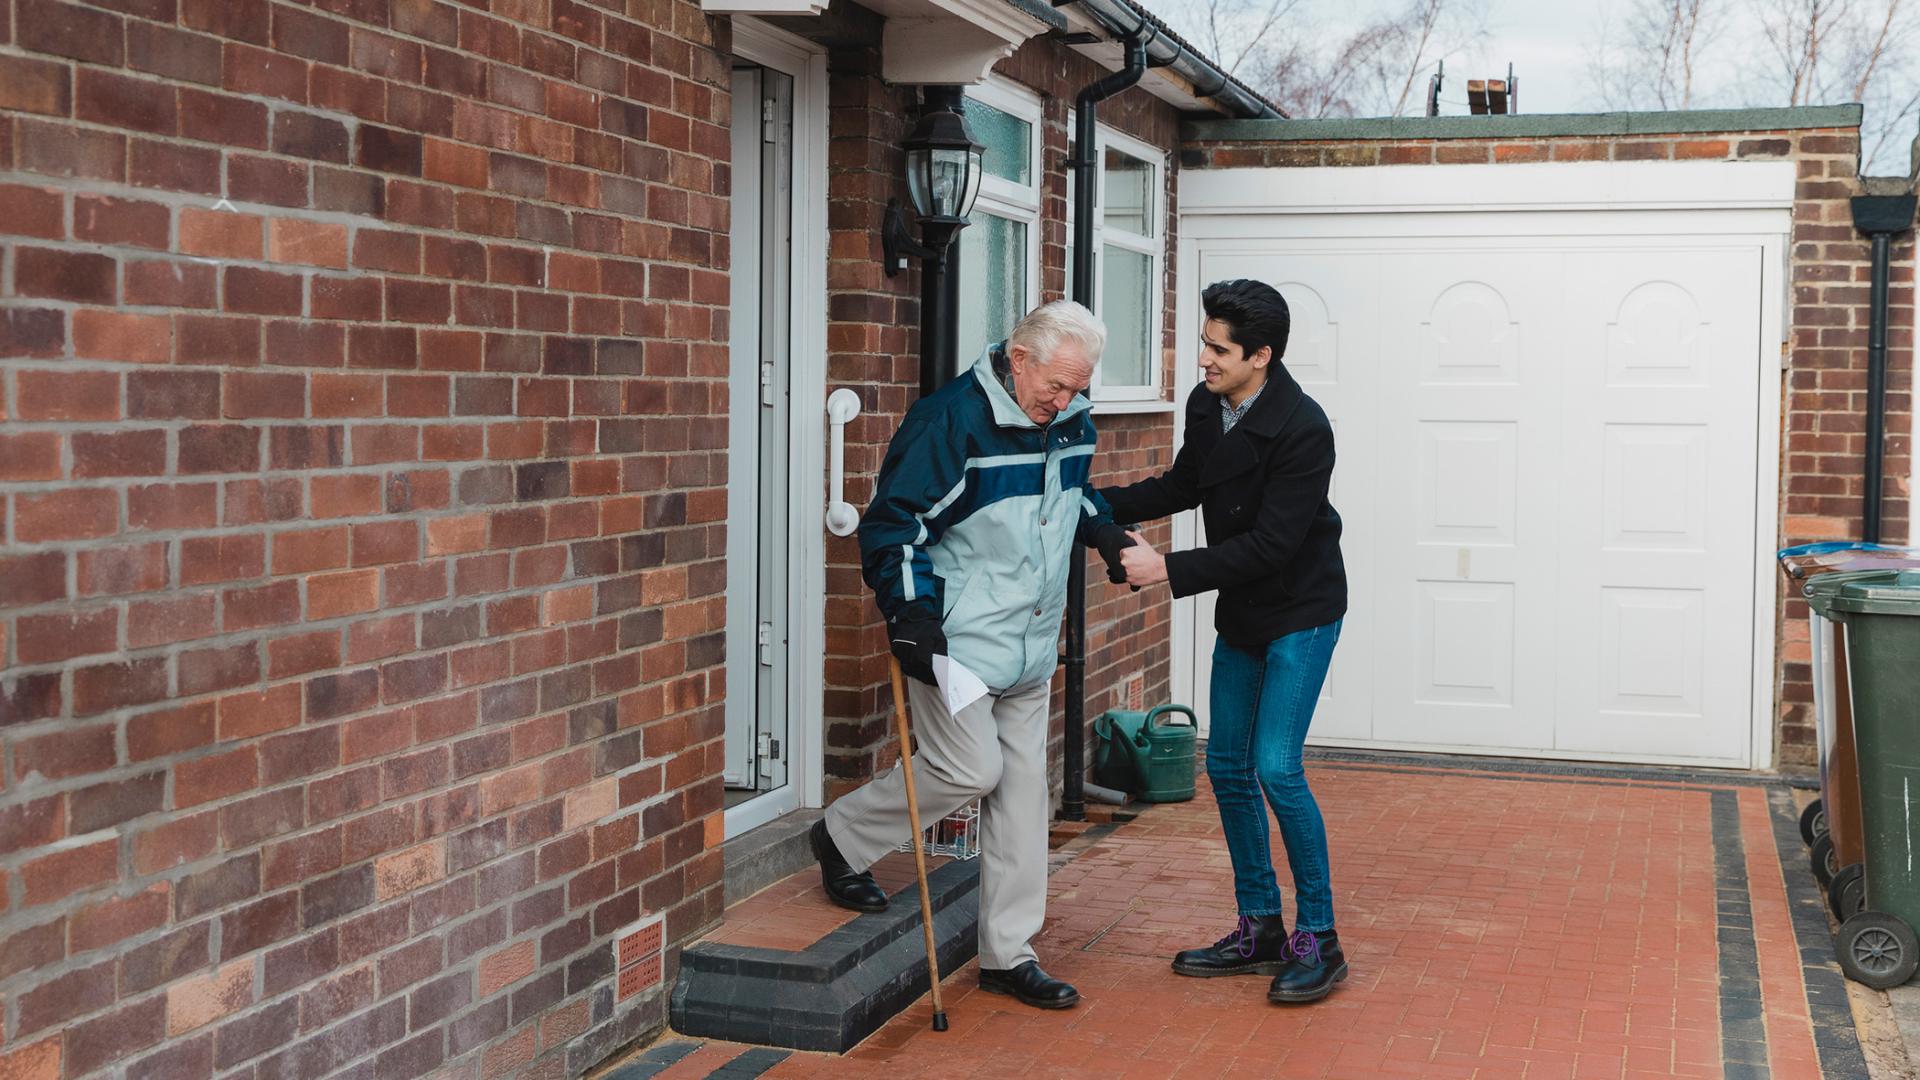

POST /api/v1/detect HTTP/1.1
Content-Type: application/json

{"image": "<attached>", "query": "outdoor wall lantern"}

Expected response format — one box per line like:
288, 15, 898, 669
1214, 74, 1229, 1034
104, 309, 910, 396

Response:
884, 101, 984, 276
883, 91, 984, 396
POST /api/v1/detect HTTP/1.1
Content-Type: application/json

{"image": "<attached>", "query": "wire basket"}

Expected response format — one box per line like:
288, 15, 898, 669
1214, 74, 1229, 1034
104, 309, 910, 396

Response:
896, 800, 981, 860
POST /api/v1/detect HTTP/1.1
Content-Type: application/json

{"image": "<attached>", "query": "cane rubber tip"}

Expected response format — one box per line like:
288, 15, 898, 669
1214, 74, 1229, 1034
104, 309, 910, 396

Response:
932, 1012, 949, 1032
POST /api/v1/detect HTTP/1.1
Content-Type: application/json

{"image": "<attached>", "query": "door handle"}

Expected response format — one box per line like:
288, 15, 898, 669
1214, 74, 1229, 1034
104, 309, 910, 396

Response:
825, 388, 862, 536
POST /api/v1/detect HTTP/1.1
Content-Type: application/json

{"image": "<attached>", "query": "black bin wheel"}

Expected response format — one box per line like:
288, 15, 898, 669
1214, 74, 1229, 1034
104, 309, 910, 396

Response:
1801, 799, 1827, 846
1830, 864, 1866, 922
1837, 911, 1920, 989
1811, 834, 1838, 887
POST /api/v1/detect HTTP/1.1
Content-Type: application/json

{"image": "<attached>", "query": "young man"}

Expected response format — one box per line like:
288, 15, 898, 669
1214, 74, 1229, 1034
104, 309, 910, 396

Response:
1101, 279, 1350, 1004
813, 300, 1134, 1010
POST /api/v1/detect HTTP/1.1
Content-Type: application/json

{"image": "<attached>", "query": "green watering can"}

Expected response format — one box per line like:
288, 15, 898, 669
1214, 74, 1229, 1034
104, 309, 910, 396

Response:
1092, 704, 1198, 803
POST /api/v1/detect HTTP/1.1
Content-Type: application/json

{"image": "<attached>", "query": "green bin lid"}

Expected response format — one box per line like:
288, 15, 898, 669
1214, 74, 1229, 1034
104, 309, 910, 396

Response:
1827, 570, 1920, 616
1804, 569, 1913, 615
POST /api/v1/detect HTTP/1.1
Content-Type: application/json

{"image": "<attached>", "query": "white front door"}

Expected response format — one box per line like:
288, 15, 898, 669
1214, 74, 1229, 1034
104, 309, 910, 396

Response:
725, 63, 794, 800
722, 22, 830, 838
1176, 163, 1790, 767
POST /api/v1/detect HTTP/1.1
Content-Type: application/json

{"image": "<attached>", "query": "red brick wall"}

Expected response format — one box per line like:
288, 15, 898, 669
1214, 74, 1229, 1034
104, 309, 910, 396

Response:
0, 0, 734, 1076
1181, 127, 1916, 767
815, 33, 1185, 798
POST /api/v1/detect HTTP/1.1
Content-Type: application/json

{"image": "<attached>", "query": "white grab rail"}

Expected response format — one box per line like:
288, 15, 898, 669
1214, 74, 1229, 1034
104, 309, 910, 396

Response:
825, 388, 862, 537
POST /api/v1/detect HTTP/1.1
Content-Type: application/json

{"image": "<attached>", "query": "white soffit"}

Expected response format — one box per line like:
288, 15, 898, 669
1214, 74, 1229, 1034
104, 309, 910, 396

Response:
872, 0, 1052, 83
705, 0, 1054, 84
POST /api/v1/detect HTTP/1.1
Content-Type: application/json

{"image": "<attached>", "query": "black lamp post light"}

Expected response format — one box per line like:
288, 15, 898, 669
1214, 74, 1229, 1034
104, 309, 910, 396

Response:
883, 88, 984, 396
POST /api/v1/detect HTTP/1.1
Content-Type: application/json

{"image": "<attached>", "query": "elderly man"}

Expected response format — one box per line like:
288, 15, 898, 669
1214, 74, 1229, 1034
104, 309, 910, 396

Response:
809, 300, 1133, 1010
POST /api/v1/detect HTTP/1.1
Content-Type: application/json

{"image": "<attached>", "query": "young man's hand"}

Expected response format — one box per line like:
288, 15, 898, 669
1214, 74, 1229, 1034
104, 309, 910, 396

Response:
1121, 533, 1169, 587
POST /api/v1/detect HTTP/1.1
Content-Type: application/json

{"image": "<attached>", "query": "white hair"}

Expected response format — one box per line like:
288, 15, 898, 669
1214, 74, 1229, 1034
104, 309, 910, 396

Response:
1007, 300, 1105, 367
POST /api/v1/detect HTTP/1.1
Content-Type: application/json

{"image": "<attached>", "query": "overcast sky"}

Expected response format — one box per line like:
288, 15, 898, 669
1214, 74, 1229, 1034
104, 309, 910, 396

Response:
1152, 0, 1920, 174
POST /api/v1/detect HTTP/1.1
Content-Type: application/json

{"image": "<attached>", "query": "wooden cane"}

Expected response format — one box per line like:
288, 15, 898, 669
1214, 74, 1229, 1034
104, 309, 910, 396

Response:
889, 656, 949, 1032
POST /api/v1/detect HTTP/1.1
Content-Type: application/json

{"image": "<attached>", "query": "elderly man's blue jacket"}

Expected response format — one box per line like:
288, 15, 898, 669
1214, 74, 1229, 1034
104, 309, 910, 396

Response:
859, 347, 1119, 692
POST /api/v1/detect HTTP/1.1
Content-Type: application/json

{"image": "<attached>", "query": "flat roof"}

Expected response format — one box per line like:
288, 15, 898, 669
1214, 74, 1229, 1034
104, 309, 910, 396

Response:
1184, 103, 1864, 142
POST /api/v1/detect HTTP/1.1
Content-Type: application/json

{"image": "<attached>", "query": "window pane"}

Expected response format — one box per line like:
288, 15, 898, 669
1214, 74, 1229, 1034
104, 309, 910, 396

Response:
1103, 146, 1153, 237
1100, 245, 1152, 386
957, 213, 1028, 366
965, 99, 1031, 186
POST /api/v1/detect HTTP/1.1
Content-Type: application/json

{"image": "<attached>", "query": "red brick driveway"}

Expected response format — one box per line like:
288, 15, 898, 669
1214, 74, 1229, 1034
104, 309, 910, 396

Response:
619, 757, 1859, 1079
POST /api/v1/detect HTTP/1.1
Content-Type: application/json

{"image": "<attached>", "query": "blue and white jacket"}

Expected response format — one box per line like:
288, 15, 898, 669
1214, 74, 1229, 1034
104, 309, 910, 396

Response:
860, 346, 1119, 693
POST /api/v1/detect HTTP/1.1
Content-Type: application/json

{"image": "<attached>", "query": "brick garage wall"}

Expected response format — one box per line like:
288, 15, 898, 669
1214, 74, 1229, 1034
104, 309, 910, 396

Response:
1181, 125, 1916, 767
0, 0, 734, 1076
813, 30, 1184, 799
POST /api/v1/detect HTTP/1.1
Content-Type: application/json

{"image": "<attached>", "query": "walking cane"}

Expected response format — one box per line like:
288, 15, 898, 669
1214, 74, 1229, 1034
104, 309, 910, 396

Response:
889, 656, 950, 1032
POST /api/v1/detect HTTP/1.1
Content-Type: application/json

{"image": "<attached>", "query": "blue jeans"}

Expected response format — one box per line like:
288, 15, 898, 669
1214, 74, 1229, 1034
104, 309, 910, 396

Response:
1208, 620, 1342, 931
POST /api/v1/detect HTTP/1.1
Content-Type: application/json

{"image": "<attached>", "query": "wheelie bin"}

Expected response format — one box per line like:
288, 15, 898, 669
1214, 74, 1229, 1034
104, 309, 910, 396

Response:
1825, 571, 1920, 989
1801, 569, 1907, 920
1779, 543, 1920, 918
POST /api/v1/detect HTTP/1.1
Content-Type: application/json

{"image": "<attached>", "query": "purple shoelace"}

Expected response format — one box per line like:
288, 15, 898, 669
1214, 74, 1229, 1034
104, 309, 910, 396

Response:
1286, 929, 1320, 965
1214, 916, 1258, 959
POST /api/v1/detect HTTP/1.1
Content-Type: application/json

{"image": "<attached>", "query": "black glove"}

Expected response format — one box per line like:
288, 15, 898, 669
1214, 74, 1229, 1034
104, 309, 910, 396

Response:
888, 603, 947, 685
1092, 523, 1137, 589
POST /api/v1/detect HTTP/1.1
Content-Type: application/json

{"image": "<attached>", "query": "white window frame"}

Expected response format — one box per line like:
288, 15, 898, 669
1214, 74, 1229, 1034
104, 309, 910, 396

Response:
958, 77, 1043, 365
1067, 119, 1171, 412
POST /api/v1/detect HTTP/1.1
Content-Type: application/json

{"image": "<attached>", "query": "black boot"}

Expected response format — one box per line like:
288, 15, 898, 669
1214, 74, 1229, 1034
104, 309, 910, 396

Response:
978, 961, 1079, 1010
810, 820, 888, 914
1171, 915, 1292, 977
1267, 929, 1346, 1003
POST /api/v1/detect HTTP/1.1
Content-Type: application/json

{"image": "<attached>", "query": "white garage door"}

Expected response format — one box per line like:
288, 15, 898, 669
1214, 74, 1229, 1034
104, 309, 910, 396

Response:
1175, 162, 1792, 768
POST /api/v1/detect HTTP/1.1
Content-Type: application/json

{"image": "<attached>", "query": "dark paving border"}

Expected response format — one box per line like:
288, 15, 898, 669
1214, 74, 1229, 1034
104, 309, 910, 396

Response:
1308, 745, 1810, 789
1765, 786, 1871, 1078
598, 1039, 792, 1080
600, 1038, 702, 1078
1711, 789, 1771, 1080
1316, 756, 1870, 1079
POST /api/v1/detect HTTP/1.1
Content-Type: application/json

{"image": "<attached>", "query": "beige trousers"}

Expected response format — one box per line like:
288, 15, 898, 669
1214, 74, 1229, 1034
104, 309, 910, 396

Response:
824, 677, 1051, 971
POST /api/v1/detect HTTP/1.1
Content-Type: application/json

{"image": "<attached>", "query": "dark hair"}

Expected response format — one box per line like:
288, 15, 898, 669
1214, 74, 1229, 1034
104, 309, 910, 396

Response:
1201, 279, 1290, 360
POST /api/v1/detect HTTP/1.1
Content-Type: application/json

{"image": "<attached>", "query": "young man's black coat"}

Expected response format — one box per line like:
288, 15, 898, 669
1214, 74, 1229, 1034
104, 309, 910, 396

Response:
1101, 365, 1347, 648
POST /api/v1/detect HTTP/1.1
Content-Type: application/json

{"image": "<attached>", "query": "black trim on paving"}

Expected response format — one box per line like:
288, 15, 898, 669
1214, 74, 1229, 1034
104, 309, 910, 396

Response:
1765, 787, 1871, 1077
601, 1038, 702, 1078
703, 1047, 793, 1078
1308, 746, 1811, 789
669, 858, 981, 1052
1712, 789, 1771, 1080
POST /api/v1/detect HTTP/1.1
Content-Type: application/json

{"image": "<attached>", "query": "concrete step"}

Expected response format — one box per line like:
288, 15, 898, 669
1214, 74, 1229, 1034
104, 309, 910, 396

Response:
669, 853, 979, 1052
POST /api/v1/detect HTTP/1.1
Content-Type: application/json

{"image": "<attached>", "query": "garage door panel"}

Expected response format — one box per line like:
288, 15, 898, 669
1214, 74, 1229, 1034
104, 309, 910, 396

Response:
1423, 279, 1522, 385
1373, 253, 1561, 749
1183, 226, 1769, 767
1418, 421, 1518, 545
1554, 247, 1761, 763
1607, 278, 1715, 388
1599, 586, 1707, 712
1602, 423, 1710, 551
1190, 251, 1378, 744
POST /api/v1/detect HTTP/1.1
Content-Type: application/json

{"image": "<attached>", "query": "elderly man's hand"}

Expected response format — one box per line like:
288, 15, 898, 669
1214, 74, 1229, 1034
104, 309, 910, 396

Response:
888, 603, 946, 685
1120, 533, 1169, 587
1092, 524, 1135, 586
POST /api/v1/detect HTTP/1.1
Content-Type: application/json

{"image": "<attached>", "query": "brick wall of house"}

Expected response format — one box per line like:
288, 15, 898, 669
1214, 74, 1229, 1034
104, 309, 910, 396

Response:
1180, 125, 1917, 767
815, 32, 1186, 798
0, 0, 736, 1076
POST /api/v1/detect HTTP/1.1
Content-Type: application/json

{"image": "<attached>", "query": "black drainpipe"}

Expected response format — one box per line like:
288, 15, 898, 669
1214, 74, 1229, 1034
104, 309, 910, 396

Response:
1060, 33, 1148, 823
1849, 193, 1916, 543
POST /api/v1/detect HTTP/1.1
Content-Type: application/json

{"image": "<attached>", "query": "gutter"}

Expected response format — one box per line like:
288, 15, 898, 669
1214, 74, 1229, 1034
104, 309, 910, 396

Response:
1058, 34, 1149, 824
1849, 191, 1916, 543
1064, 0, 1283, 120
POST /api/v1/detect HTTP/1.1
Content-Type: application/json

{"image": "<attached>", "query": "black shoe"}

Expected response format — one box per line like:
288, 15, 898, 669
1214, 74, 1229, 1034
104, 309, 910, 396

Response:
810, 820, 888, 914
1171, 914, 1292, 977
978, 961, 1079, 1010
1267, 929, 1347, 1003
